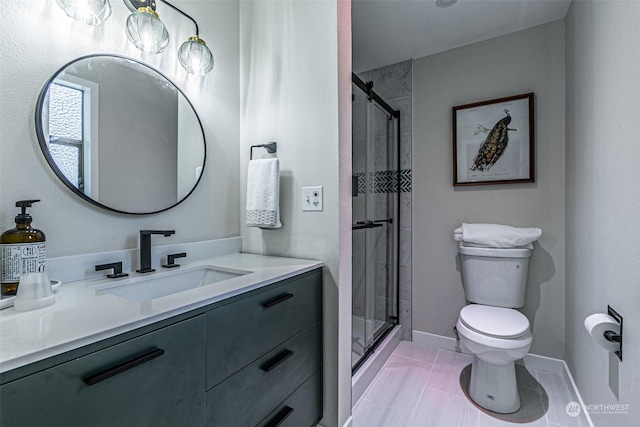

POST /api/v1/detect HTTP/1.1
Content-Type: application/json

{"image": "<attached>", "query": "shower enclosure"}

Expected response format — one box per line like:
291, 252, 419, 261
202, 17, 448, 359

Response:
352, 73, 400, 373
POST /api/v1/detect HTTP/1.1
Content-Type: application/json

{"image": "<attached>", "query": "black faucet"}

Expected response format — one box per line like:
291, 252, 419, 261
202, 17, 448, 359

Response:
136, 230, 175, 273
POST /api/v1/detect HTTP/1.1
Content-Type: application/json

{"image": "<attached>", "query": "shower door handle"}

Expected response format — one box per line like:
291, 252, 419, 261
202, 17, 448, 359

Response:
352, 222, 383, 230
373, 218, 393, 224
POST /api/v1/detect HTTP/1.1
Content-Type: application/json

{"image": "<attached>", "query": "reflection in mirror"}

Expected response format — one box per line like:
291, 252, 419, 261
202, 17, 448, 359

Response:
36, 54, 206, 214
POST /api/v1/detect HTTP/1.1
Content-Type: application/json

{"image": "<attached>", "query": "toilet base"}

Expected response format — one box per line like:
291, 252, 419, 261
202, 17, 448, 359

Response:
468, 356, 521, 414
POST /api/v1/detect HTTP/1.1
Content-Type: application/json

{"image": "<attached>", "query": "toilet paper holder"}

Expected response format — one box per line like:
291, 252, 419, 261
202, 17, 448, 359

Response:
606, 305, 623, 361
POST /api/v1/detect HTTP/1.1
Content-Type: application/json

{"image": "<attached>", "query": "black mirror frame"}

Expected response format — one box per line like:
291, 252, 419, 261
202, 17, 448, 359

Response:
35, 53, 207, 215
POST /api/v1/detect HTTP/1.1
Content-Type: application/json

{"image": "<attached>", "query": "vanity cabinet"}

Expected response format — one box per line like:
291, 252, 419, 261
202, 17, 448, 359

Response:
0, 268, 323, 427
0, 316, 206, 427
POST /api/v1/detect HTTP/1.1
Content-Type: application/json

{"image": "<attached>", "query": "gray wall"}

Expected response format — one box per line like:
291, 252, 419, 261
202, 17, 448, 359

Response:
238, 2, 347, 426
565, 2, 640, 424
412, 21, 566, 359
0, 0, 240, 255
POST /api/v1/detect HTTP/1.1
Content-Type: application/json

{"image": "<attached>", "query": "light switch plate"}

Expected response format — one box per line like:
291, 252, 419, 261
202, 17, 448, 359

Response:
302, 186, 323, 211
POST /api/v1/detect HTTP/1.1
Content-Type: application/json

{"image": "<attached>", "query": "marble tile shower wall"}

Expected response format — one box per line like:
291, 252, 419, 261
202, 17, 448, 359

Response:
352, 60, 412, 341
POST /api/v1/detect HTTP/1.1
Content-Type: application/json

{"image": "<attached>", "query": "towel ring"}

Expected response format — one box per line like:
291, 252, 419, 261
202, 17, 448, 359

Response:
250, 142, 277, 160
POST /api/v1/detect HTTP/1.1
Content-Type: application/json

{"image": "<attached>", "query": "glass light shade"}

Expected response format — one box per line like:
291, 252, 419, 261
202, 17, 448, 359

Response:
125, 7, 169, 54
55, 0, 111, 25
178, 37, 214, 76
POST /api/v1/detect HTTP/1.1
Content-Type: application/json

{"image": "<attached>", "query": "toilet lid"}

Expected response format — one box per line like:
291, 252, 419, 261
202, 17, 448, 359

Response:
459, 305, 530, 338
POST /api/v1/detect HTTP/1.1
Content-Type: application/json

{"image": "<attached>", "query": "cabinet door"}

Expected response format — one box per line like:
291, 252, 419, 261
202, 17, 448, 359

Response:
206, 268, 322, 388
0, 316, 205, 427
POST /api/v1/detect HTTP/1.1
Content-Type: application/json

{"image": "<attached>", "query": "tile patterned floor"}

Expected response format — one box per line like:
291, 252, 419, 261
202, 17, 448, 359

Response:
353, 341, 591, 427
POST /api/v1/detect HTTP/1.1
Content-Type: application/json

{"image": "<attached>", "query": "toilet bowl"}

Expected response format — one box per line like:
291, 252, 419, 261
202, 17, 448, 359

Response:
456, 242, 533, 413
456, 304, 532, 413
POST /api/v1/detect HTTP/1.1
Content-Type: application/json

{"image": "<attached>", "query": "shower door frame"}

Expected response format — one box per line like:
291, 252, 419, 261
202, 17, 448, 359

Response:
351, 73, 401, 374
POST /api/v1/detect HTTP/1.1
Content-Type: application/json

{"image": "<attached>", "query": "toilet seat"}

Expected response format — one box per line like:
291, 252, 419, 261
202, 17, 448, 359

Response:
459, 305, 529, 339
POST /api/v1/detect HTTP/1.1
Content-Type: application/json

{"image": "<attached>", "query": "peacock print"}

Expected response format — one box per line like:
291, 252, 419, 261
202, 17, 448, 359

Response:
470, 108, 517, 171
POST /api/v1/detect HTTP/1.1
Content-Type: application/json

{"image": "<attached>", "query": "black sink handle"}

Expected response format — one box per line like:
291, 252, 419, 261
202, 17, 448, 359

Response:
162, 252, 187, 269
95, 262, 129, 279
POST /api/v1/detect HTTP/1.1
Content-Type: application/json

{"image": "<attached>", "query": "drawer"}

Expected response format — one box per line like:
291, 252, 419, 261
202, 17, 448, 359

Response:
0, 316, 205, 427
206, 268, 321, 388
257, 371, 323, 427
206, 321, 321, 427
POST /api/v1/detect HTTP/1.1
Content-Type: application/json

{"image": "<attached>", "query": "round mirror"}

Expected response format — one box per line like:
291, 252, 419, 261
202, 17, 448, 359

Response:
36, 54, 206, 214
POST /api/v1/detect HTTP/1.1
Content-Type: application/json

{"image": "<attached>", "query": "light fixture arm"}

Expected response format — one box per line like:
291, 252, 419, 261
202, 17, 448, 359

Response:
157, 0, 199, 36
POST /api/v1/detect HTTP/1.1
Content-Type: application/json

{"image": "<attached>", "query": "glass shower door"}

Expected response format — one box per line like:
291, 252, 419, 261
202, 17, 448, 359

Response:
352, 82, 369, 368
352, 78, 399, 372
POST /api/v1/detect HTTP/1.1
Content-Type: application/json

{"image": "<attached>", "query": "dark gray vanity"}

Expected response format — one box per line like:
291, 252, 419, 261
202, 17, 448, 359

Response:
0, 268, 322, 427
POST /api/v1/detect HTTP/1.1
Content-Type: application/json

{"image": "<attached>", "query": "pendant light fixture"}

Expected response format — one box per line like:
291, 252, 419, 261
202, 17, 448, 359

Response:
158, 0, 214, 76
124, 0, 214, 75
56, 0, 214, 76
55, 0, 112, 25
125, 5, 170, 54
178, 36, 214, 76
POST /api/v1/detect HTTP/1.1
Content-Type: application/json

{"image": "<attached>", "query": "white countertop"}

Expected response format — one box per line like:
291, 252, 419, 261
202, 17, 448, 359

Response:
0, 253, 322, 374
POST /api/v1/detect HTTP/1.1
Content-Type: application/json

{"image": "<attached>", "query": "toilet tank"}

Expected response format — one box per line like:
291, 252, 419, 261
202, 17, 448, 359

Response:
458, 243, 532, 308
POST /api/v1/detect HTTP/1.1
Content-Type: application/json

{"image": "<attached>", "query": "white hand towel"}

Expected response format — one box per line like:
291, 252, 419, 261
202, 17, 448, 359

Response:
453, 223, 541, 248
246, 158, 282, 229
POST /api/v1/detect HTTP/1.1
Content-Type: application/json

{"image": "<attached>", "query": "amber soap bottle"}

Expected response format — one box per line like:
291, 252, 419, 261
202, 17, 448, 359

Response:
1, 200, 46, 296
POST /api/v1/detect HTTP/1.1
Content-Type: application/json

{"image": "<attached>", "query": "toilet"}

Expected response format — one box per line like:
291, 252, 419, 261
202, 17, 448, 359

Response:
455, 243, 533, 414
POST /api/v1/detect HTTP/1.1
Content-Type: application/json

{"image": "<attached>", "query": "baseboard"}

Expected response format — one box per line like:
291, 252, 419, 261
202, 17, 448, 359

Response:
412, 329, 592, 424
412, 329, 566, 372
341, 416, 353, 427
561, 360, 595, 427
412, 330, 467, 353
519, 352, 564, 374
352, 326, 401, 407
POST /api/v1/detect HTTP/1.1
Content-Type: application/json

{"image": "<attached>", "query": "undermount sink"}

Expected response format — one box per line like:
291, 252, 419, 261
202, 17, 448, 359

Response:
93, 265, 252, 302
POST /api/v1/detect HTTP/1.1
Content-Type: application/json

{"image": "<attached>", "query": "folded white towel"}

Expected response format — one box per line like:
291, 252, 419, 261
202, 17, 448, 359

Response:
453, 223, 541, 248
246, 158, 282, 229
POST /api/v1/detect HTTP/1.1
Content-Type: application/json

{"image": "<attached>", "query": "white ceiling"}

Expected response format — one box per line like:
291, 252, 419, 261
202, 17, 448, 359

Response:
352, 0, 571, 73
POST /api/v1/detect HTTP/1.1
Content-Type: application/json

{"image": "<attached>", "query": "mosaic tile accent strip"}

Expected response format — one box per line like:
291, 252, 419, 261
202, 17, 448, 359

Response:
354, 169, 412, 194
399, 169, 412, 192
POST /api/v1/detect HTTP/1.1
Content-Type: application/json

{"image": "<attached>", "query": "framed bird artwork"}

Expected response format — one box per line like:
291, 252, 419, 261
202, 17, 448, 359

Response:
452, 93, 534, 186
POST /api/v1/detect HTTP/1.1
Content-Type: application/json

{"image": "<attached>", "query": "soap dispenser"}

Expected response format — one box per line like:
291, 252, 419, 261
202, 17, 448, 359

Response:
1, 200, 46, 296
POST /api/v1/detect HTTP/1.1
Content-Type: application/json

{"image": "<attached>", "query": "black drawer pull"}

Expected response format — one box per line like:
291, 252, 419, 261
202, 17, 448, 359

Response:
260, 349, 294, 373
262, 293, 294, 308
83, 348, 165, 385
264, 406, 294, 427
